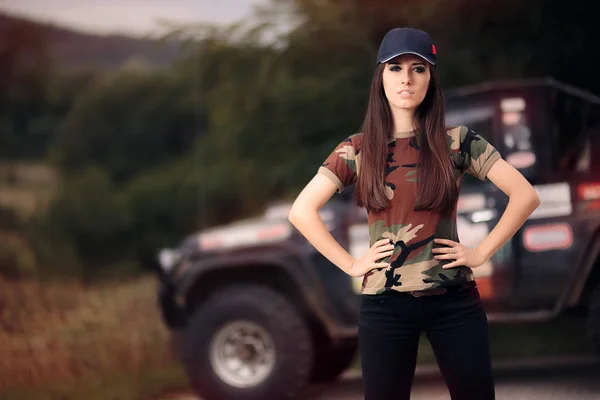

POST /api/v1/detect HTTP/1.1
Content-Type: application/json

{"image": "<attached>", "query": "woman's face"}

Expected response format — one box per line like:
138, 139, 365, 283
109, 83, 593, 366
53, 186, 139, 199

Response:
382, 54, 431, 113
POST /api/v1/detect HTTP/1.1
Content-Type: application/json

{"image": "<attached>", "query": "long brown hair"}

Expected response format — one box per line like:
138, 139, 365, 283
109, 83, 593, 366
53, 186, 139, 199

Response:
355, 63, 458, 213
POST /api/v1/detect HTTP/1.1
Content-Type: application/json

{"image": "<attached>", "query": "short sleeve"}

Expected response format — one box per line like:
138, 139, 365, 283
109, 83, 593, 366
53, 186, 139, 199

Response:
317, 135, 359, 193
460, 126, 501, 180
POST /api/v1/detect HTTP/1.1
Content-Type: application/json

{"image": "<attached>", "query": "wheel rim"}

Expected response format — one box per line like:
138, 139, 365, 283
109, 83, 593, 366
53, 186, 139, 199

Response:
209, 320, 276, 388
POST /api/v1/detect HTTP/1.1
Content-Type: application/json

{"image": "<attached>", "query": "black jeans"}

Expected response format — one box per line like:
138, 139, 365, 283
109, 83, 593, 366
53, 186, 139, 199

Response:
358, 282, 495, 400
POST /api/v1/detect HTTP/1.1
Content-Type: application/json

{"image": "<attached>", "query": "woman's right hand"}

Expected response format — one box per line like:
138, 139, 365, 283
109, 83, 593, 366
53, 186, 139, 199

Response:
347, 239, 395, 278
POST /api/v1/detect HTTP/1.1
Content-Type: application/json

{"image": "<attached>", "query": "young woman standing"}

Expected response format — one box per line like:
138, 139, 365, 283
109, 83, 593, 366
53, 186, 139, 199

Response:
288, 27, 540, 399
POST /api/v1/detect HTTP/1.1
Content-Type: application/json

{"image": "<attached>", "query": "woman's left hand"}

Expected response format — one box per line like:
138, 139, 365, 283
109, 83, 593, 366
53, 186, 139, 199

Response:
432, 238, 486, 269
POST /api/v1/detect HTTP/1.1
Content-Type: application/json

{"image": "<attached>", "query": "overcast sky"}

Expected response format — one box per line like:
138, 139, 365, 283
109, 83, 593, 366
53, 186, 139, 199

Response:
0, 0, 269, 36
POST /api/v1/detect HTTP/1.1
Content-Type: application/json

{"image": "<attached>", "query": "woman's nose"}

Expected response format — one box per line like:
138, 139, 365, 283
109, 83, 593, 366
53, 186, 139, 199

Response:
401, 71, 411, 85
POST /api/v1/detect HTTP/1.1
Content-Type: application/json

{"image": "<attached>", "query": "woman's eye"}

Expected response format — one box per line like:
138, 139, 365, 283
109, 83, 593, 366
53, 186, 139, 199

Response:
413, 66, 426, 73
389, 66, 401, 72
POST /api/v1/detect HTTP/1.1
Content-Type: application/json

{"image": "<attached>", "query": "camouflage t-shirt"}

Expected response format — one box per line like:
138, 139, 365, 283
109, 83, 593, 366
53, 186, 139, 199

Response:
318, 126, 501, 295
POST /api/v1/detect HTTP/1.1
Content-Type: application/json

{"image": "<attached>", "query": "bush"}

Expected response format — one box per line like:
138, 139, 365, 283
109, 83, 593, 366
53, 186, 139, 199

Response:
30, 166, 131, 279
0, 232, 38, 279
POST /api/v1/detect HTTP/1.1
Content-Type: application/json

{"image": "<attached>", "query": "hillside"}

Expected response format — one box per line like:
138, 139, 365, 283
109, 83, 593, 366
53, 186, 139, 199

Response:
0, 12, 186, 71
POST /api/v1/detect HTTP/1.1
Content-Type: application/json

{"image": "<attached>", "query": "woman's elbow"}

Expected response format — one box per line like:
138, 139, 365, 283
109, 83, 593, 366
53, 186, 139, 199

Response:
509, 184, 540, 211
288, 203, 306, 225
523, 186, 541, 212
288, 201, 318, 226
533, 192, 541, 208
288, 207, 299, 225
529, 187, 541, 209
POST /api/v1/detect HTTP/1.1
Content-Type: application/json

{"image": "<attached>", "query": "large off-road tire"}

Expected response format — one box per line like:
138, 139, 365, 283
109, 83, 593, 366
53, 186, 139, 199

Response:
181, 285, 313, 400
587, 280, 600, 354
309, 343, 357, 382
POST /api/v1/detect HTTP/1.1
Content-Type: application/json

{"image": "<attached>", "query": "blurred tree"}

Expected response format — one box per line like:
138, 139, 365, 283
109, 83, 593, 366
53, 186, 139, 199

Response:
32, 166, 132, 277
53, 69, 204, 183
324, 0, 599, 92
121, 148, 252, 265
173, 0, 378, 203
0, 18, 57, 159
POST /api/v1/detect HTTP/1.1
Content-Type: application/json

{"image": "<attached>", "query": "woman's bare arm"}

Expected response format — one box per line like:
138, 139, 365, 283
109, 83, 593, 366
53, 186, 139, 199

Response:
434, 158, 540, 268
475, 158, 540, 261
288, 174, 356, 274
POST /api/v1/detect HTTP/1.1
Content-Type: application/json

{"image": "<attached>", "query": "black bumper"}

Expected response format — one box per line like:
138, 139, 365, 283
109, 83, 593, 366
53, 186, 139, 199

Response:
157, 279, 187, 329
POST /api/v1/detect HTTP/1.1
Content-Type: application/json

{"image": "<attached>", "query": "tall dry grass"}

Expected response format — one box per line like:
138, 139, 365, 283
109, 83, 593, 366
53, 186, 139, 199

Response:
0, 275, 182, 395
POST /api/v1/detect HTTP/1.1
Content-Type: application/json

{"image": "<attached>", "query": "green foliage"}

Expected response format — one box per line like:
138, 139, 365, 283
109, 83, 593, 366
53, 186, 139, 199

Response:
29, 167, 131, 278
0, 18, 58, 159
54, 70, 202, 183
0, 233, 38, 279
330, 0, 598, 90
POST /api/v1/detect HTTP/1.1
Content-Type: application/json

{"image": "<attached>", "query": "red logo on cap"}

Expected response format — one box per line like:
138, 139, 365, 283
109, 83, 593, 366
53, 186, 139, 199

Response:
432, 44, 436, 55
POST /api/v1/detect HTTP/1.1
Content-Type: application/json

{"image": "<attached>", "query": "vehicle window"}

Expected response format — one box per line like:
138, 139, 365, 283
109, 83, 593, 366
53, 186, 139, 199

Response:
553, 91, 591, 173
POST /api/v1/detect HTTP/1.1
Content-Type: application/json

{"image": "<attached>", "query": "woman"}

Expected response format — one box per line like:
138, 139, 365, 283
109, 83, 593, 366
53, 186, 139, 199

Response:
288, 27, 540, 400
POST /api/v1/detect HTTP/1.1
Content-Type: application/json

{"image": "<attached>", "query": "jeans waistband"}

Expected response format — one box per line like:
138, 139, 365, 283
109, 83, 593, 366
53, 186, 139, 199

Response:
405, 280, 476, 297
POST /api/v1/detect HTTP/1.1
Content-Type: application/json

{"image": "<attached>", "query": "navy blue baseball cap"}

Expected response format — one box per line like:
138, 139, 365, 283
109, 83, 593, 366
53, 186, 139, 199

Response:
376, 27, 437, 65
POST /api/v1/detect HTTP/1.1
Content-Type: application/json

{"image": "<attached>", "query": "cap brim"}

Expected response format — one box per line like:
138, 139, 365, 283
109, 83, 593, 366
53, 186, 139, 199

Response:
378, 51, 436, 65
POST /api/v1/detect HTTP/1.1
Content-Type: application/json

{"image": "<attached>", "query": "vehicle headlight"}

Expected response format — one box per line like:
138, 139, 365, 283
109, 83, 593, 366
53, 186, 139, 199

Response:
158, 248, 180, 273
